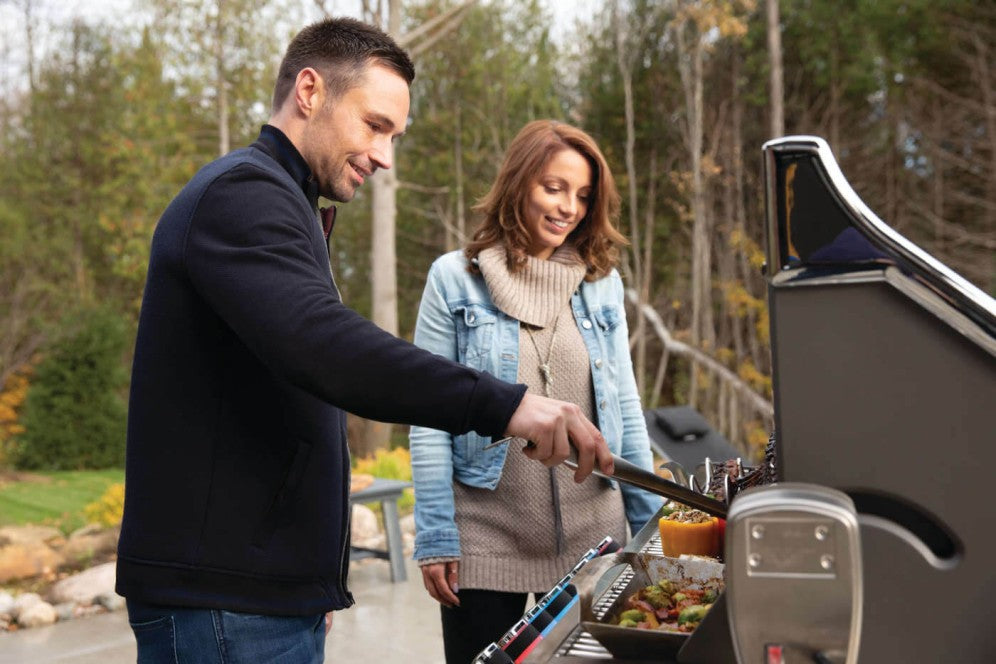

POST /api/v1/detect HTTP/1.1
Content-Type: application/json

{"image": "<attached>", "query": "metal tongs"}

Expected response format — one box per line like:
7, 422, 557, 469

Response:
565, 450, 728, 518
486, 436, 728, 518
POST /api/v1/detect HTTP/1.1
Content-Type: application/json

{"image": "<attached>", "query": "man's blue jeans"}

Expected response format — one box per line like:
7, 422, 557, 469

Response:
127, 600, 327, 663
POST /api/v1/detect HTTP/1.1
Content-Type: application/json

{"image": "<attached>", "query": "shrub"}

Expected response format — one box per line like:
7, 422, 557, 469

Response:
0, 362, 35, 466
354, 447, 414, 512
14, 307, 128, 470
84, 482, 125, 527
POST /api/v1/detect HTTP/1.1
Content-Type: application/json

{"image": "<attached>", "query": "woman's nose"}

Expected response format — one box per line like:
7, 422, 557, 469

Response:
559, 194, 578, 219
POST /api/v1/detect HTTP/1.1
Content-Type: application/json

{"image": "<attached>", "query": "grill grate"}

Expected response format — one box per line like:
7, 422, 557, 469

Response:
555, 533, 662, 659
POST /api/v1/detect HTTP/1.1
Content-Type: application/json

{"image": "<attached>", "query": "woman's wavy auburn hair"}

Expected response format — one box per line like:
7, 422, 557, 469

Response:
465, 120, 625, 281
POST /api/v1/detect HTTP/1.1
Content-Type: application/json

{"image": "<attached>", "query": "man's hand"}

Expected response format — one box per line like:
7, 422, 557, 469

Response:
421, 560, 460, 608
324, 611, 333, 635
504, 392, 614, 482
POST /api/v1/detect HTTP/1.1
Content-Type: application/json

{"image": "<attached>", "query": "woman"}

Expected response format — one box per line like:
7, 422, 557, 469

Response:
409, 120, 661, 663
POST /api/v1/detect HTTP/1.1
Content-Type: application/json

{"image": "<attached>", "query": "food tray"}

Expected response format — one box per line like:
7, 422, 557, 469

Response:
574, 551, 724, 660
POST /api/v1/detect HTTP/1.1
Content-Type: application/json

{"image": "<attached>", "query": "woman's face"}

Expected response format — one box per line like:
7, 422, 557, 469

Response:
523, 148, 592, 260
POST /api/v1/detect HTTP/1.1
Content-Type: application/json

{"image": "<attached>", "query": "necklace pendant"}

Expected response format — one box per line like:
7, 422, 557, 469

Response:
539, 364, 552, 385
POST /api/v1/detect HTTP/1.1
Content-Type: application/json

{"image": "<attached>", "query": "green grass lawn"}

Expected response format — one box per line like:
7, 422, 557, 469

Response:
0, 469, 124, 534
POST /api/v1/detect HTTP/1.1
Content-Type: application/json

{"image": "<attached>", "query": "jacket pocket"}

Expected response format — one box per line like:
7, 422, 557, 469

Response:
251, 439, 312, 548
592, 304, 622, 332
453, 303, 498, 368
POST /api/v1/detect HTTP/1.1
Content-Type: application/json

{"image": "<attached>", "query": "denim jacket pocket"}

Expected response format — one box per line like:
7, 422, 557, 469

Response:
592, 304, 622, 332
452, 431, 491, 467
453, 303, 498, 369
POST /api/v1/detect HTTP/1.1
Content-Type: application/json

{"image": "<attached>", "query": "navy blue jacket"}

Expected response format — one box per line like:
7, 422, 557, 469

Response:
116, 126, 525, 615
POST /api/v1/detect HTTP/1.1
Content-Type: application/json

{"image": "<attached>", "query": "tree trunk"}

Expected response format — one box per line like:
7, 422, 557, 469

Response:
613, 0, 640, 286
215, 0, 229, 156
972, 30, 996, 234
360, 0, 404, 456
637, 148, 657, 402
766, 0, 784, 139
454, 105, 466, 249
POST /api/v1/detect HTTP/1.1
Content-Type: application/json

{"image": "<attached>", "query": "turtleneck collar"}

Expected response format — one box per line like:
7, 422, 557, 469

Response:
253, 124, 320, 211
477, 244, 587, 328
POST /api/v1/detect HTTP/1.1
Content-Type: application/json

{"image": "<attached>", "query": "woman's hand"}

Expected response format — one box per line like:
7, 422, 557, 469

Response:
420, 560, 460, 608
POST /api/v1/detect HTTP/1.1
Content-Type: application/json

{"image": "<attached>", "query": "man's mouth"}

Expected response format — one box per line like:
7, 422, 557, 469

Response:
349, 162, 370, 185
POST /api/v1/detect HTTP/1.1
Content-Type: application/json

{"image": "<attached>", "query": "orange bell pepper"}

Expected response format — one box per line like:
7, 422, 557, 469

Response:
658, 515, 720, 558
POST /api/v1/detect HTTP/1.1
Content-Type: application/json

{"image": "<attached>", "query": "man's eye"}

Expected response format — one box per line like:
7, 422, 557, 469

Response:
368, 122, 381, 132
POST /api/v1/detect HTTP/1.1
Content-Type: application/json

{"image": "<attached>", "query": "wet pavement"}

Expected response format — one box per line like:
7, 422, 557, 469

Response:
0, 559, 445, 663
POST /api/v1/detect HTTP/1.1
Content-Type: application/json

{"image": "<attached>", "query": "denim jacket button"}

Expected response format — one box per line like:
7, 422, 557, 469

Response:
599, 400, 607, 410
468, 313, 476, 323
581, 319, 592, 329
594, 358, 603, 369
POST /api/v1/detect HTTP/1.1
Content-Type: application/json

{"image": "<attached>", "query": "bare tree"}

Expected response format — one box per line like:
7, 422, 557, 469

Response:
766, 0, 783, 139
311, 0, 478, 455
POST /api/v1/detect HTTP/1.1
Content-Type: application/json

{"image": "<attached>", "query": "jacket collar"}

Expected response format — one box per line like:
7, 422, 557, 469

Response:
252, 124, 319, 211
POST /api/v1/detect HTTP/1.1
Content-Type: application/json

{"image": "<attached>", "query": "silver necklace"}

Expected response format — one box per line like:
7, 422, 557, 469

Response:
524, 313, 561, 397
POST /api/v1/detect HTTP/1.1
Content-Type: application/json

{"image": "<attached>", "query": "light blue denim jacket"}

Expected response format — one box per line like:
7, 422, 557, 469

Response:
409, 251, 662, 560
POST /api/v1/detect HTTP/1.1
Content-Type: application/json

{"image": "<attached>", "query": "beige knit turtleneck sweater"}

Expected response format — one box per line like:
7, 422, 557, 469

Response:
450, 244, 627, 593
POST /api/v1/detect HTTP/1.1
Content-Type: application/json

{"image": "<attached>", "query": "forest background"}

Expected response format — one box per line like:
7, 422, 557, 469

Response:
0, 0, 993, 473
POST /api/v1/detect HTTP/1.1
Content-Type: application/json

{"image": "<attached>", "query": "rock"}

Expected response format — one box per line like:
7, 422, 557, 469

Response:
10, 593, 42, 619
400, 514, 415, 537
0, 525, 64, 548
95, 592, 125, 612
17, 600, 57, 628
0, 590, 13, 614
62, 524, 119, 562
73, 604, 103, 618
54, 602, 76, 622
0, 526, 66, 583
48, 562, 116, 605
351, 504, 380, 542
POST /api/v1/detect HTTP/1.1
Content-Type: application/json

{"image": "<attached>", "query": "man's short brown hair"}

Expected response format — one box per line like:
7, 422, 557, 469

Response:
272, 17, 415, 112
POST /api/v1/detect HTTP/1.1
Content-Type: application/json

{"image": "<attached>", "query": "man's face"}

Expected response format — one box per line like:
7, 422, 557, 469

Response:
301, 63, 410, 202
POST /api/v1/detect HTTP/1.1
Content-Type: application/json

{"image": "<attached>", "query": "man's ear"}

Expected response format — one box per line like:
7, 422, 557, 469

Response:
293, 67, 324, 118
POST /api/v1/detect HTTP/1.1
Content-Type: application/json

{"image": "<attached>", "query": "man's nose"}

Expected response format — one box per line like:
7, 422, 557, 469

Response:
370, 137, 394, 171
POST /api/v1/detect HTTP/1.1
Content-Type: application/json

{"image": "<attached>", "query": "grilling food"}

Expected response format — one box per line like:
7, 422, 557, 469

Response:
612, 579, 720, 632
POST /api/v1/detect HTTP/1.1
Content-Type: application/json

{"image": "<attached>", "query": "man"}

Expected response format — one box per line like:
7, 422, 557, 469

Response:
117, 17, 613, 663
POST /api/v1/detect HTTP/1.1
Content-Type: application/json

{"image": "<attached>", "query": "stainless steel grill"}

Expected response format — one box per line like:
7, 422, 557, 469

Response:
556, 534, 664, 660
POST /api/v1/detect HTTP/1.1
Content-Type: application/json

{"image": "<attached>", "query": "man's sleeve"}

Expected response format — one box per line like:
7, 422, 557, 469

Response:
183, 165, 525, 437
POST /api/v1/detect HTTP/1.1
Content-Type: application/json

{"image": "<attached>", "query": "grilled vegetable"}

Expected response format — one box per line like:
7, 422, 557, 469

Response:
678, 604, 710, 626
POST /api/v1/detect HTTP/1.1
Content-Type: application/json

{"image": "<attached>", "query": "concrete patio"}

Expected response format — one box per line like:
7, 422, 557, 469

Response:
0, 558, 445, 663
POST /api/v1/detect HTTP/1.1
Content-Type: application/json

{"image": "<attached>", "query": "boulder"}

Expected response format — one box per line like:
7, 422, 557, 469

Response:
0, 526, 66, 582
17, 600, 57, 628
48, 562, 117, 605
351, 504, 380, 542
62, 524, 119, 562
9, 592, 42, 619
54, 602, 76, 622
95, 592, 125, 612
